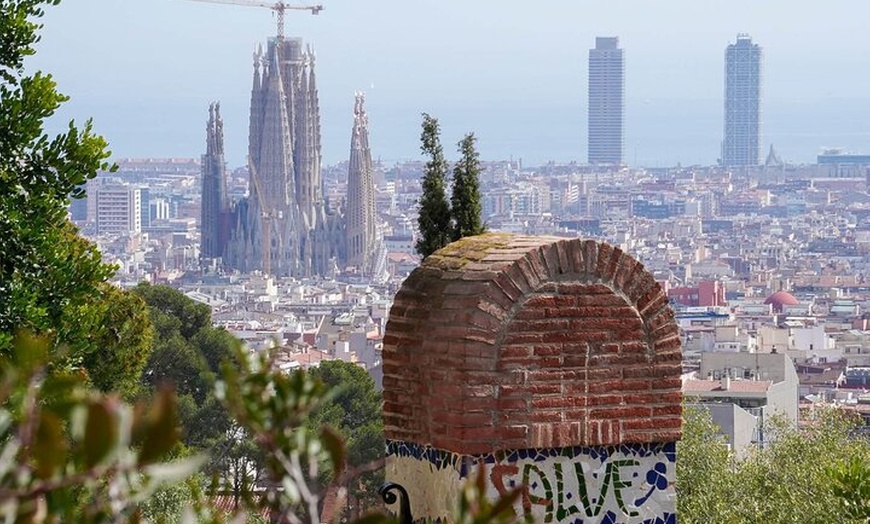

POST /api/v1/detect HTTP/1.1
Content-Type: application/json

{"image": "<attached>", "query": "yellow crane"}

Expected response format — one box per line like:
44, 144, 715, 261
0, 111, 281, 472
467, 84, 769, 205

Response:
186, 0, 323, 40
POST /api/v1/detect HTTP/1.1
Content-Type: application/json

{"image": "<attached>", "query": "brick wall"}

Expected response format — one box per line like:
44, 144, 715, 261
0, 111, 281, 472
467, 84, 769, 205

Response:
382, 233, 682, 522
383, 233, 681, 454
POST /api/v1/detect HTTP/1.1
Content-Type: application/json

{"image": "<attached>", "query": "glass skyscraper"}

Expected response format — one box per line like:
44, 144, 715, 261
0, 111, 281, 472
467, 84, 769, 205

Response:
723, 34, 762, 167
588, 36, 625, 166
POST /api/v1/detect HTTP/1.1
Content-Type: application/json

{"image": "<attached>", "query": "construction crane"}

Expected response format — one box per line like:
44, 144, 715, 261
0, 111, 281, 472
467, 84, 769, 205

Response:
187, 0, 323, 40
247, 158, 283, 277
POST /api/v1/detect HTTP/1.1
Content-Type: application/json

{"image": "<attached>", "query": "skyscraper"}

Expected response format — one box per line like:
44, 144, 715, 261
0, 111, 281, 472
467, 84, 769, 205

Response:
722, 34, 762, 167
200, 102, 229, 259
588, 36, 624, 166
345, 93, 377, 275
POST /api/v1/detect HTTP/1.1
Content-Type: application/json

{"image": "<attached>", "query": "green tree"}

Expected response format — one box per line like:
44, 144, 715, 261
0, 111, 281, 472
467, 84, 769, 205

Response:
0, 0, 157, 397
0, 333, 200, 523
308, 360, 384, 519
675, 405, 736, 522
0, 0, 115, 351
450, 133, 485, 241
828, 455, 870, 522
83, 283, 154, 398
415, 113, 452, 258
133, 282, 244, 506
677, 405, 870, 524
133, 282, 211, 340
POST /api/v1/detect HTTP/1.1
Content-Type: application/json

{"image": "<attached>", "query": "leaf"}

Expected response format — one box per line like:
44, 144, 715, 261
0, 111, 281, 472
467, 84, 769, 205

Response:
33, 410, 66, 479
138, 387, 179, 466
320, 426, 347, 478
12, 330, 49, 375
142, 455, 206, 485
83, 399, 117, 468
352, 515, 399, 524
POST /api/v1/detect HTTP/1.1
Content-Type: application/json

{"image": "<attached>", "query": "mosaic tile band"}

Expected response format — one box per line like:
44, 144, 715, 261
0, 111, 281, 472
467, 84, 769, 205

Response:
385, 440, 677, 524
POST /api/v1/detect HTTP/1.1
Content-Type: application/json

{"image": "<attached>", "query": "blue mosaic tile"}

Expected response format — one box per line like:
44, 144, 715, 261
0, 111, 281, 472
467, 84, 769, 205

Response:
385, 439, 677, 474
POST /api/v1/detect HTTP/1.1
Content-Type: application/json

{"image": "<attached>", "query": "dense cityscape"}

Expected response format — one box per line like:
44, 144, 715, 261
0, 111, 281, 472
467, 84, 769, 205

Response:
4, 1, 870, 520
71, 31, 870, 443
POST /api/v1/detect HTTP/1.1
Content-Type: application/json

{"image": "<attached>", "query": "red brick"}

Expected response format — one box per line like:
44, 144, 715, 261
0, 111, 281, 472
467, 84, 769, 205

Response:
596, 243, 614, 280
555, 241, 571, 277
588, 354, 648, 367
567, 240, 586, 274
529, 410, 563, 423
587, 379, 635, 394
516, 257, 542, 291
600, 343, 621, 354
636, 287, 666, 315
532, 396, 581, 409
524, 295, 556, 308
613, 256, 640, 290
531, 423, 554, 448
623, 364, 672, 379
500, 346, 532, 359
513, 307, 548, 320
502, 332, 544, 345
652, 405, 683, 417
585, 394, 624, 406
533, 344, 563, 356
572, 317, 643, 332
626, 272, 658, 302
497, 398, 529, 411
558, 330, 611, 343
584, 240, 599, 275
622, 417, 681, 431
589, 406, 652, 420
540, 243, 562, 277
602, 248, 624, 282
513, 318, 571, 332
493, 269, 526, 302
528, 383, 563, 395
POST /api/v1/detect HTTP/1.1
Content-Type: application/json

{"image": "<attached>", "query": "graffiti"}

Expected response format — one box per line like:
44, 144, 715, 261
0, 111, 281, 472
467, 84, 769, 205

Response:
491, 457, 668, 523
385, 440, 676, 524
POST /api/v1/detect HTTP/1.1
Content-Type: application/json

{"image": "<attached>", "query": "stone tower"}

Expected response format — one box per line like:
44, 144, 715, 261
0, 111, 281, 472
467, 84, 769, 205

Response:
224, 36, 335, 276
345, 93, 377, 275
200, 102, 229, 260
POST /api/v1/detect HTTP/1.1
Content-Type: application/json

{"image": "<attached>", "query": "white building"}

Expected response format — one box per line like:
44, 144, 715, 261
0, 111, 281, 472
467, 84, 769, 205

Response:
96, 185, 141, 235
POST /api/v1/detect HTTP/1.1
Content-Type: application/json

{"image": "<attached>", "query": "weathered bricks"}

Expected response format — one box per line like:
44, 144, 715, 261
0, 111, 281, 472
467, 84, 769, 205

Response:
383, 234, 682, 454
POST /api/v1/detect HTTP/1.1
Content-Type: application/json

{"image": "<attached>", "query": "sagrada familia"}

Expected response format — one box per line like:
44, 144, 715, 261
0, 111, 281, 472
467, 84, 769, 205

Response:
200, 36, 379, 278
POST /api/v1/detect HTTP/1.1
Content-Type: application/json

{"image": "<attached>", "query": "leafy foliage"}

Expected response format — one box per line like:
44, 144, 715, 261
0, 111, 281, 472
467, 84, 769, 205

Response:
415, 113, 452, 258
308, 361, 384, 518
132, 283, 238, 451
0, 0, 155, 399
828, 454, 870, 522
677, 405, 870, 524
0, 332, 201, 523
0, 0, 116, 357
450, 133, 485, 242
216, 348, 347, 523
83, 283, 154, 398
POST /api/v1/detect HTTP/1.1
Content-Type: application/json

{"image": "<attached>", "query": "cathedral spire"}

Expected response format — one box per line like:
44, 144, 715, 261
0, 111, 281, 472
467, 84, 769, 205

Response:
345, 92, 377, 275
201, 101, 229, 260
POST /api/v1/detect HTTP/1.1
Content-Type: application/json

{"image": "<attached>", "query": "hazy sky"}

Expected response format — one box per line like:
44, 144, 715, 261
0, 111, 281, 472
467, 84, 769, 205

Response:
31, 0, 870, 168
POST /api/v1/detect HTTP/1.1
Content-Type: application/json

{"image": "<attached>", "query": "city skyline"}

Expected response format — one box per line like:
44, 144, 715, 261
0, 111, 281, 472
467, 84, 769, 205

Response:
31, 1, 870, 168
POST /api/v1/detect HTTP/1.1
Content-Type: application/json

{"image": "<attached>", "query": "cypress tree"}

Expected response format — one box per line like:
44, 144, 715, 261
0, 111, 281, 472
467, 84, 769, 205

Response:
415, 114, 452, 258
450, 133, 486, 241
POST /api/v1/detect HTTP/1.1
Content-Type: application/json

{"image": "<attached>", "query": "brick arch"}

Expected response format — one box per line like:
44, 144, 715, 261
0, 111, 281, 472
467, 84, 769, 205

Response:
383, 233, 681, 455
